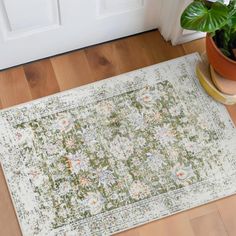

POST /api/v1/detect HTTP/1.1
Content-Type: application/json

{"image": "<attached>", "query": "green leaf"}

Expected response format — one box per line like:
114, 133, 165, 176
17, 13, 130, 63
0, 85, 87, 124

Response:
229, 11, 236, 29
228, 0, 236, 27
229, 0, 236, 9
181, 1, 229, 32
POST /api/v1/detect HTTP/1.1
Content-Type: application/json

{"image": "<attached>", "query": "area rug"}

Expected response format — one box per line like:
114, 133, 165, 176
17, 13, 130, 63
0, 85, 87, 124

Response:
0, 53, 236, 236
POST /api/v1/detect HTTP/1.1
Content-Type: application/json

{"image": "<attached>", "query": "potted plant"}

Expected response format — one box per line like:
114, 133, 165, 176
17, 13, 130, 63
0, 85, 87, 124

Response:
181, 0, 236, 81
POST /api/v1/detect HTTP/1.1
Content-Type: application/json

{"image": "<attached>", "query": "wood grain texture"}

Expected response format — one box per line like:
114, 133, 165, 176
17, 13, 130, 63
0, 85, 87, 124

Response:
51, 50, 94, 91
182, 38, 206, 56
0, 30, 235, 236
141, 31, 185, 63
190, 211, 228, 236
0, 67, 32, 108
217, 195, 236, 236
187, 202, 218, 220
24, 59, 60, 99
85, 43, 120, 81
113, 35, 154, 72
135, 213, 195, 236
0, 166, 21, 236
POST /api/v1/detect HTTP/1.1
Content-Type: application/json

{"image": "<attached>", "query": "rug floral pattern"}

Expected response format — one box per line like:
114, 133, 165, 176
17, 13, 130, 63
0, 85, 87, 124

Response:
0, 53, 236, 235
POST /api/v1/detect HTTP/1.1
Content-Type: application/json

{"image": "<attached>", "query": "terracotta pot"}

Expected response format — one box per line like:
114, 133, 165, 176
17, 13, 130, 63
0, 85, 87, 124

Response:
206, 34, 236, 81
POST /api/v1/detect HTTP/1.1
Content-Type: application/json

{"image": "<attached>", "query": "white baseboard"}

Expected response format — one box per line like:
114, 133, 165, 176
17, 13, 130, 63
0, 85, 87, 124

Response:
171, 32, 206, 45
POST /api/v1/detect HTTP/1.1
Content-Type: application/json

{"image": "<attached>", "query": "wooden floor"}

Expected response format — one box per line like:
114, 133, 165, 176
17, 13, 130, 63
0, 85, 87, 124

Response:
0, 30, 236, 236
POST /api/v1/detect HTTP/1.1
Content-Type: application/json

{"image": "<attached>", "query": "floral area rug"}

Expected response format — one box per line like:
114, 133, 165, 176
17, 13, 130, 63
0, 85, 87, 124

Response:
0, 53, 236, 236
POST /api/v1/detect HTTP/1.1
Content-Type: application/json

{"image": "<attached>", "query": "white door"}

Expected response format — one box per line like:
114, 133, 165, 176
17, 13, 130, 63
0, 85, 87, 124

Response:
0, 0, 160, 70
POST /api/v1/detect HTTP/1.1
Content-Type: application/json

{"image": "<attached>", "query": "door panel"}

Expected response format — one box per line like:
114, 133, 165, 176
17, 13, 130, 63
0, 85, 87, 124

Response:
0, 0, 60, 39
3, 0, 59, 31
98, 0, 144, 16
0, 0, 159, 69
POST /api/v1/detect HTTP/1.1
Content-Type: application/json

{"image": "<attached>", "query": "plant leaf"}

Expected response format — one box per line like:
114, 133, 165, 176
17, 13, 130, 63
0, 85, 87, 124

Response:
229, 0, 236, 9
181, 1, 229, 32
232, 12, 236, 23
228, 0, 236, 26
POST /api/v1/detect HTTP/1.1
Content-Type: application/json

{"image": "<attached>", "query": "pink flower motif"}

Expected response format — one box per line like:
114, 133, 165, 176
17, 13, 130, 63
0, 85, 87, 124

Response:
56, 114, 74, 132
172, 163, 194, 185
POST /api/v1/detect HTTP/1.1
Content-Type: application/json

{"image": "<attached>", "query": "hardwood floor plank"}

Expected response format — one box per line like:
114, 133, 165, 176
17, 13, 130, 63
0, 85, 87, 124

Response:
190, 211, 228, 236
113, 35, 154, 73
51, 50, 94, 91
24, 60, 60, 99
187, 202, 218, 220
182, 38, 206, 56
217, 195, 236, 236
0, 67, 32, 108
0, 166, 21, 236
141, 31, 185, 63
85, 43, 120, 81
136, 214, 195, 236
